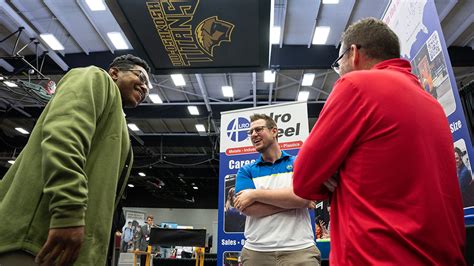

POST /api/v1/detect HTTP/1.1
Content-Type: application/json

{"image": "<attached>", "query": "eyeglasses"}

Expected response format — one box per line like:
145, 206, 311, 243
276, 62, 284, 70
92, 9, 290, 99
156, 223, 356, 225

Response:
118, 68, 150, 89
331, 44, 361, 74
247, 126, 270, 136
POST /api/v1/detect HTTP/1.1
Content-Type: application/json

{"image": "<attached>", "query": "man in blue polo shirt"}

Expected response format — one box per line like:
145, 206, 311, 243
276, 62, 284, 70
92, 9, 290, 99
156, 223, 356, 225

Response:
234, 113, 320, 266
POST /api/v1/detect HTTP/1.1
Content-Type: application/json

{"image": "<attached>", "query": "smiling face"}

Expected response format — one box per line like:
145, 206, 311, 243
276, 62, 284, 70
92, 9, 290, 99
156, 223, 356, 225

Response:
249, 119, 277, 153
455, 151, 463, 169
109, 65, 150, 108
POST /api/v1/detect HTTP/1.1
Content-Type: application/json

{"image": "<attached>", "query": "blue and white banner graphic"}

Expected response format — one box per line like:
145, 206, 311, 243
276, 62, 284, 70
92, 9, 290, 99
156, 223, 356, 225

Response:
383, 0, 474, 217
217, 102, 310, 265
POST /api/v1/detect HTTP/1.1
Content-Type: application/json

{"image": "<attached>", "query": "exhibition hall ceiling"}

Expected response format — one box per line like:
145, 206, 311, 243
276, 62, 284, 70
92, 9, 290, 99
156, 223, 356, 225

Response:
0, 0, 473, 208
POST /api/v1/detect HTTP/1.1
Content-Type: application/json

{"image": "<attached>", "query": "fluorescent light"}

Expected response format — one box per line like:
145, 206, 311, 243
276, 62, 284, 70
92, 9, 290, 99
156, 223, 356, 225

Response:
3, 81, 17, 87
85, 0, 106, 11
128, 184, 135, 188
149, 93, 163, 104
298, 91, 310, 101
15, 127, 29, 134
322, 0, 339, 4
193, 186, 199, 190
127, 123, 140, 131
107, 32, 129, 50
270, 26, 281, 44
264, 70, 276, 83
0, 76, 4, 80
222, 86, 233, 97
195, 124, 206, 132
40, 34, 65, 50
171, 74, 186, 86
138, 172, 146, 177
302, 73, 315, 86
188, 106, 199, 115
312, 26, 331, 45
8, 160, 15, 165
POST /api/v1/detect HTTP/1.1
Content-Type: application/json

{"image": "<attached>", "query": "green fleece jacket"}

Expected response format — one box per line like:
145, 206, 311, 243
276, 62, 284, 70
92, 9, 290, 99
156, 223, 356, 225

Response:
0, 66, 132, 265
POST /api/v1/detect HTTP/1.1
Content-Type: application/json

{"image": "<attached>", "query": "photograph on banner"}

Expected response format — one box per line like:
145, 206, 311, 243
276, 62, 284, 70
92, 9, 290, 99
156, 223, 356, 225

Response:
411, 30, 456, 116
123, 210, 146, 252
454, 138, 474, 207
223, 251, 241, 266
315, 200, 330, 241
224, 174, 246, 233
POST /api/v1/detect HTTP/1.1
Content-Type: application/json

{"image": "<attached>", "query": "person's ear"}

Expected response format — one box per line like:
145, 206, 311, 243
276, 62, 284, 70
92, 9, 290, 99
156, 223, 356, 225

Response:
271, 127, 278, 137
109, 67, 119, 81
350, 44, 360, 67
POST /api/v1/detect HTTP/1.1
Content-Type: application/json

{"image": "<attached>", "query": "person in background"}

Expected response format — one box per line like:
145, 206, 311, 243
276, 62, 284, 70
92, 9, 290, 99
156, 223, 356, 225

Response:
122, 221, 134, 252
234, 113, 320, 266
455, 147, 474, 206
0, 54, 151, 266
137, 215, 154, 265
292, 18, 465, 265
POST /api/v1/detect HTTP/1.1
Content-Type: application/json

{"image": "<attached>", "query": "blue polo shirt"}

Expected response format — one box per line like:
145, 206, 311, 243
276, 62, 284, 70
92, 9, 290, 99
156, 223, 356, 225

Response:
234, 151, 315, 251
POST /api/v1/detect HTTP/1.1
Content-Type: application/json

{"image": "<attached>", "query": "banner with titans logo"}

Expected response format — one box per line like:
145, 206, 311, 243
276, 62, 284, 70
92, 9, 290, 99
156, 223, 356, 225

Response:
383, 0, 474, 221
107, 0, 270, 74
218, 102, 316, 265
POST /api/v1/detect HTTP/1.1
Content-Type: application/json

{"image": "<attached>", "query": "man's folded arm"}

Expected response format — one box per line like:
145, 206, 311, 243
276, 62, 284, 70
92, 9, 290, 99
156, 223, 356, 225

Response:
251, 187, 312, 209
241, 202, 286, 218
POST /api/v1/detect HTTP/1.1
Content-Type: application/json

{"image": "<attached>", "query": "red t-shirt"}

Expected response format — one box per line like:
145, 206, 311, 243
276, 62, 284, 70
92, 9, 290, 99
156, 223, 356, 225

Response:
293, 59, 466, 265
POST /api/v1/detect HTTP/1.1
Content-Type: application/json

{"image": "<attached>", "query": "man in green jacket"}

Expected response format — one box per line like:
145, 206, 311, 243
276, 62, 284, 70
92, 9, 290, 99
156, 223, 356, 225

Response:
0, 54, 151, 265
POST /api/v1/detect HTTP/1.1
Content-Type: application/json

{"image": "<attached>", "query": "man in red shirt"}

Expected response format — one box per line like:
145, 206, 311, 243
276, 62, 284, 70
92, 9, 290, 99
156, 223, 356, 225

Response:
293, 18, 466, 265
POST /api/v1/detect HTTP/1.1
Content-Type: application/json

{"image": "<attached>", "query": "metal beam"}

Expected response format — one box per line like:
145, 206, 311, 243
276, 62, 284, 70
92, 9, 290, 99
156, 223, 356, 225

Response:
279, 73, 329, 95
439, 0, 458, 22
0, 0, 69, 71
279, 0, 288, 48
0, 59, 14, 72
446, 13, 474, 46
75, 0, 115, 53
252, 72, 257, 107
9, 0, 66, 57
43, 0, 90, 55
195, 74, 219, 133
307, 0, 321, 48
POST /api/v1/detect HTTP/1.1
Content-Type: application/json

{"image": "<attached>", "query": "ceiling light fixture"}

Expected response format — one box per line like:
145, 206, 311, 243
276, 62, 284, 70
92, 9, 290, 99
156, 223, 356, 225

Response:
3, 81, 17, 87
8, 160, 15, 165
193, 186, 199, 190
222, 86, 234, 97
297, 91, 310, 101
264, 70, 276, 83
301, 73, 315, 86
85, 0, 106, 11
127, 123, 140, 132
107, 32, 129, 50
138, 172, 146, 177
195, 124, 206, 132
40, 34, 65, 50
322, 0, 339, 4
171, 74, 186, 86
149, 93, 163, 104
188, 106, 200, 115
128, 184, 135, 188
312, 26, 331, 45
15, 127, 29, 134
270, 26, 281, 44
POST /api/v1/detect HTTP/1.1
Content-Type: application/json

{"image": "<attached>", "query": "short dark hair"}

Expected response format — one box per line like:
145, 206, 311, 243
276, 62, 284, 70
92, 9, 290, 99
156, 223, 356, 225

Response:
341, 17, 400, 61
146, 215, 154, 220
109, 54, 151, 73
250, 113, 277, 129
